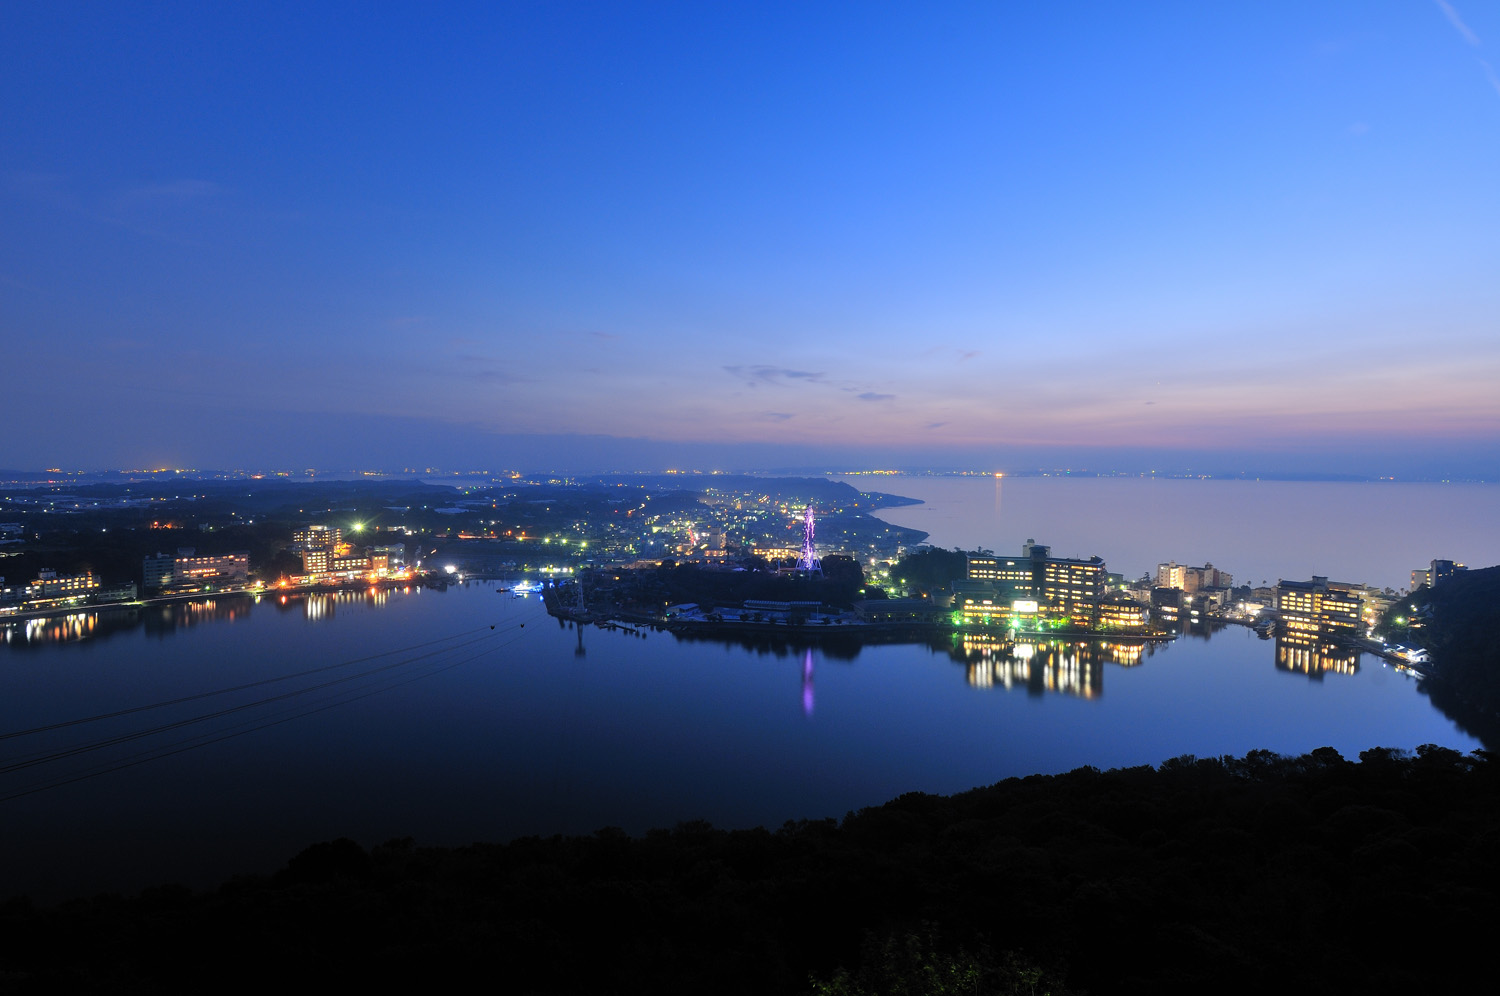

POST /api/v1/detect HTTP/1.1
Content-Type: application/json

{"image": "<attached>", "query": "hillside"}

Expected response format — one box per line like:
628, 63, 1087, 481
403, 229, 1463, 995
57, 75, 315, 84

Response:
2, 747, 1495, 994
1380, 565, 1500, 744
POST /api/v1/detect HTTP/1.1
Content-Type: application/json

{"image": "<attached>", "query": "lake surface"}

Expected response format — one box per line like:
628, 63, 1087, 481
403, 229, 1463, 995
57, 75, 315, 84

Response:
1, 590, 1477, 901
836, 475, 1500, 592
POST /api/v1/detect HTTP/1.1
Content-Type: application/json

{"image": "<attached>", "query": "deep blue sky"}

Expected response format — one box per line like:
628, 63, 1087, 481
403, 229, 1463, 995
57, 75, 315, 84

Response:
5, 2, 1499, 474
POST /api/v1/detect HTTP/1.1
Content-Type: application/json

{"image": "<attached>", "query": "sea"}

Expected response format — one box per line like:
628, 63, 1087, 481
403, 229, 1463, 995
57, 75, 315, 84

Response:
832, 474, 1500, 592
1, 477, 1494, 901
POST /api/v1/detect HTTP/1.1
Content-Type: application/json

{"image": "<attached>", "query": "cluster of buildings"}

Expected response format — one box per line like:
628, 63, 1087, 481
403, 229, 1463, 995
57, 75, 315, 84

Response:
1264, 562, 1462, 676
289, 525, 409, 584
0, 547, 258, 615
945, 539, 1457, 673
953, 539, 1145, 631
0, 522, 427, 619
0, 568, 136, 614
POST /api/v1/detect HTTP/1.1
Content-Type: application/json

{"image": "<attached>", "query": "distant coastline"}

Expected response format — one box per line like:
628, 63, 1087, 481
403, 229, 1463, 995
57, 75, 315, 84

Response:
4, 467, 1497, 487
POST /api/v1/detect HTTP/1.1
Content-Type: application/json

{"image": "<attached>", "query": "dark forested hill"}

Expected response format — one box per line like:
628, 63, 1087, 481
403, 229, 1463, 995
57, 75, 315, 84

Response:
1381, 565, 1500, 745
3, 747, 1495, 995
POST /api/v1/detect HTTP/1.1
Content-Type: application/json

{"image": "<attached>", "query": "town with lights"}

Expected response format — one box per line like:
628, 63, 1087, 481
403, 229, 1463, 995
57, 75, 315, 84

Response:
0, 470, 1459, 686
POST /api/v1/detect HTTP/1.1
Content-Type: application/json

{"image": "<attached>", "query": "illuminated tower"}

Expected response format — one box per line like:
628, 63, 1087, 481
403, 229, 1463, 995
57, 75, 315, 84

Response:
797, 506, 821, 573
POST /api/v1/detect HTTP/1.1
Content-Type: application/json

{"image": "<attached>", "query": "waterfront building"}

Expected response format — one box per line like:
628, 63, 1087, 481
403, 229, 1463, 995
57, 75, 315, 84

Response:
1096, 592, 1149, 631
295, 525, 344, 576
1275, 577, 1361, 641
170, 550, 249, 589
955, 590, 1004, 627
28, 568, 99, 600
146, 549, 250, 592
963, 542, 1108, 625
95, 581, 139, 603
965, 553, 1033, 602
1, 569, 103, 612
302, 548, 331, 574
1, 571, 137, 613
329, 554, 372, 574
743, 598, 827, 621
143, 552, 175, 590
1038, 554, 1107, 618
854, 598, 948, 624
1150, 586, 1184, 627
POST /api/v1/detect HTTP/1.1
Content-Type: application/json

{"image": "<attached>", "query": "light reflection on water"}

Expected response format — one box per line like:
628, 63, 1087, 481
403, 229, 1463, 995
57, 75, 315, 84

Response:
952, 636, 1161, 697
2, 587, 422, 648
0, 579, 1479, 904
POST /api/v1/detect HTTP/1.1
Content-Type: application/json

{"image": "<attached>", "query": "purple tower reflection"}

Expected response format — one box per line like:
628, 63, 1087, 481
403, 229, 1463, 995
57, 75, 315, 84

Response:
802, 648, 815, 717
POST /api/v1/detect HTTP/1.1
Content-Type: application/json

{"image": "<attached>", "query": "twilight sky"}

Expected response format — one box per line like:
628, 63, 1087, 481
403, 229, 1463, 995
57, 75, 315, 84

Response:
5, 2, 1500, 475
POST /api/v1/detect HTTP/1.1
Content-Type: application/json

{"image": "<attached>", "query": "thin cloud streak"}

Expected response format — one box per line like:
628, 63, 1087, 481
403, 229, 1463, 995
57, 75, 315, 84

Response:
1435, 1, 1482, 46
723, 365, 827, 386
1483, 59, 1500, 97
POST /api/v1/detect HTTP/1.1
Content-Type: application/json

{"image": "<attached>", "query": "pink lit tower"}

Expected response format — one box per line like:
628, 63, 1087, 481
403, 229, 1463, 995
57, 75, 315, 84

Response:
797, 506, 822, 573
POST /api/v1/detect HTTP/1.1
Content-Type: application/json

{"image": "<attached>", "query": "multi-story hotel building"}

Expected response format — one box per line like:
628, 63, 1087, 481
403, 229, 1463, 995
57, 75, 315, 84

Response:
964, 554, 1034, 601
0, 569, 106, 612
962, 540, 1116, 627
295, 525, 343, 575
143, 552, 175, 590
27, 568, 99, 600
1037, 552, 1107, 618
1275, 577, 1361, 640
1155, 561, 1232, 593
1274, 576, 1364, 678
293, 525, 343, 550
173, 551, 249, 588
1411, 558, 1465, 590
143, 549, 250, 591
288, 525, 402, 582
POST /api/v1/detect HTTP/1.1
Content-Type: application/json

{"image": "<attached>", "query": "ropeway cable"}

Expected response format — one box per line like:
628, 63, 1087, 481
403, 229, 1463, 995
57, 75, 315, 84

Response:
0, 625, 503, 742
0, 631, 531, 804
3, 630, 529, 796
0, 626, 520, 774
0, 627, 510, 773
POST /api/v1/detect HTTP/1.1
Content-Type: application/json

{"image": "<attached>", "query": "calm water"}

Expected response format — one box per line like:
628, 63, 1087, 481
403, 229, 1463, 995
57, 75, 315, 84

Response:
838, 475, 1500, 591
2, 478, 1490, 900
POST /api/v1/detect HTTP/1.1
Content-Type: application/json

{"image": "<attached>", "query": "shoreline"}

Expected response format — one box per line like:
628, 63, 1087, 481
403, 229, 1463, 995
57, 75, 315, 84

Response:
0, 577, 442, 626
